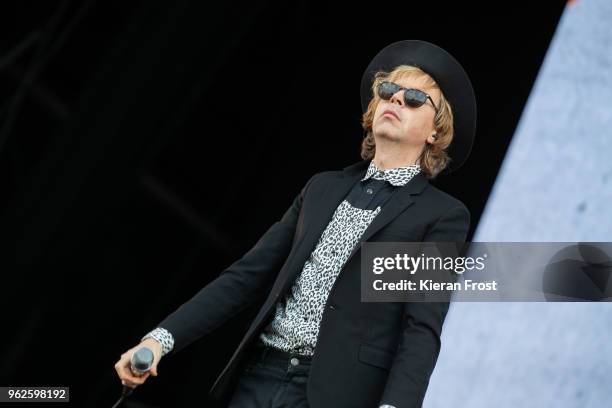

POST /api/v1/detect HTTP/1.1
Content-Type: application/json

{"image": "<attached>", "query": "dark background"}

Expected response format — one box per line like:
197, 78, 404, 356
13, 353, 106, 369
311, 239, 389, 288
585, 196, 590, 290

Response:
0, 1, 567, 407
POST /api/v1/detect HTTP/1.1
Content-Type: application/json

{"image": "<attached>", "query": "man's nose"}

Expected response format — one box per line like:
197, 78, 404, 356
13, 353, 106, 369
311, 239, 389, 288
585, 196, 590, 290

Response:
390, 90, 404, 106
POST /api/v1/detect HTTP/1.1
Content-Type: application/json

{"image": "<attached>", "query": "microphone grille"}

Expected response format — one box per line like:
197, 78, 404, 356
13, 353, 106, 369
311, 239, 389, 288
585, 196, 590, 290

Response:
131, 347, 154, 373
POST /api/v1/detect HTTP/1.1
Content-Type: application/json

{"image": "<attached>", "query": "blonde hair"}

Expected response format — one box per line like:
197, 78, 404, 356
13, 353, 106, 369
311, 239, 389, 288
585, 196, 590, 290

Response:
360, 65, 455, 179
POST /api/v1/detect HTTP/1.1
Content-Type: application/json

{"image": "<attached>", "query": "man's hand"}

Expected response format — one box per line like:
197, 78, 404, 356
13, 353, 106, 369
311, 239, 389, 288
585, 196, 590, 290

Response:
114, 338, 163, 388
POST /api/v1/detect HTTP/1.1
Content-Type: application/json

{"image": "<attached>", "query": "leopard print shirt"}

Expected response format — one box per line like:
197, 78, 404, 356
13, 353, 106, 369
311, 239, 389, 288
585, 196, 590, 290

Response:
143, 160, 421, 357
258, 161, 421, 355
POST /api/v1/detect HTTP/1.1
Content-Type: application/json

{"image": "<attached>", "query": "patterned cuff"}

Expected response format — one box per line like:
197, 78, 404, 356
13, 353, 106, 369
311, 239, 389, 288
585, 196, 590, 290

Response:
379, 405, 397, 408
142, 327, 175, 356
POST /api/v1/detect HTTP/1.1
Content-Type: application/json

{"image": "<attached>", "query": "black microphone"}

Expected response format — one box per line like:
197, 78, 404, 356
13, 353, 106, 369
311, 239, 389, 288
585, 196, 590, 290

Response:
111, 347, 154, 408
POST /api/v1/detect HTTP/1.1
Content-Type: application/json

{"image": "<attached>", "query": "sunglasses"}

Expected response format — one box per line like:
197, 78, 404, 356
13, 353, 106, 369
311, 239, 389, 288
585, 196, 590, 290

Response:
377, 81, 439, 114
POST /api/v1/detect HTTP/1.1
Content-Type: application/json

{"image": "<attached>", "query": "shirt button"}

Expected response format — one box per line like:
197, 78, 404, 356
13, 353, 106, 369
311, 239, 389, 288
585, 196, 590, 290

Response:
366, 188, 373, 194
290, 357, 300, 366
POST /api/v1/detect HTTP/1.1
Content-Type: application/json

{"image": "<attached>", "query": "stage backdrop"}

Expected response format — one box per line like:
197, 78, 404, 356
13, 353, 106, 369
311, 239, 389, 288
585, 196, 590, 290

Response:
425, 0, 612, 407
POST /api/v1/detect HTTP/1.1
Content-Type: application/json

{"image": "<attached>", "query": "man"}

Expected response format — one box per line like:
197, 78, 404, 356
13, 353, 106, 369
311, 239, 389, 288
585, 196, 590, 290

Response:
115, 39, 477, 408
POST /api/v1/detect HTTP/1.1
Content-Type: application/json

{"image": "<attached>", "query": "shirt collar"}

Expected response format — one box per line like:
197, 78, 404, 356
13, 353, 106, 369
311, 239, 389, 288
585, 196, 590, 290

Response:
361, 160, 421, 187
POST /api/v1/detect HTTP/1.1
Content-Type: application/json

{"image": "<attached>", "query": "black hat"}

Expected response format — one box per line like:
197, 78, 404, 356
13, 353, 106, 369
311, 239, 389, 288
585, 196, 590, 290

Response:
360, 40, 477, 174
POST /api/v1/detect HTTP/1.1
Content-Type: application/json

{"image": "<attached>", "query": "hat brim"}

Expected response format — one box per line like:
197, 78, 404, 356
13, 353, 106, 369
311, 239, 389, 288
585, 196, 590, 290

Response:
360, 40, 477, 174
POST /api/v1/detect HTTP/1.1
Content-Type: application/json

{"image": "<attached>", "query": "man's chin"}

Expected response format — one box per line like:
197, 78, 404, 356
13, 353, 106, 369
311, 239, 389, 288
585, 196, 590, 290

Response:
374, 130, 402, 143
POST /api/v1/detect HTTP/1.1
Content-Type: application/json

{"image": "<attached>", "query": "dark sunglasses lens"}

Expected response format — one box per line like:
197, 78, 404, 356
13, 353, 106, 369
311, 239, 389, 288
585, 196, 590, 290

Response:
378, 82, 399, 100
404, 89, 427, 107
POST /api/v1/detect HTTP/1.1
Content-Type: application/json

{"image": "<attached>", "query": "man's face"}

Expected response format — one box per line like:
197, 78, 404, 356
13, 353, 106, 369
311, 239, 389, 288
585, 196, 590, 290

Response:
372, 74, 440, 147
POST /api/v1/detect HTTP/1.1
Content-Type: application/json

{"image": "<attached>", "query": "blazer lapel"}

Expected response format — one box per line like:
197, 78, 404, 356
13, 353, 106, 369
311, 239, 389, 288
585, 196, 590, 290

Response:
278, 161, 367, 294
301, 160, 370, 253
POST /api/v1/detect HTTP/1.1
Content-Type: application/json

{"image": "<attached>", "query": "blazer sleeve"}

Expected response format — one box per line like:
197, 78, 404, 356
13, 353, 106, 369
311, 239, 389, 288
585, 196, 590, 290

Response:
154, 173, 319, 354
378, 204, 470, 408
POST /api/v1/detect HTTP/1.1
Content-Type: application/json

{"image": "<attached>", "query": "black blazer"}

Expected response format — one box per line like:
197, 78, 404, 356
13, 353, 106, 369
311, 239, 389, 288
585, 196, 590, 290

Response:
158, 159, 471, 408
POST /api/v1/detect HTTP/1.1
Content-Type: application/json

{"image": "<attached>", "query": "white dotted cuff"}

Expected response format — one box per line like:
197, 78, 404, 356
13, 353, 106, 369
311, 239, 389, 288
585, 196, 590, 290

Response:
142, 327, 175, 356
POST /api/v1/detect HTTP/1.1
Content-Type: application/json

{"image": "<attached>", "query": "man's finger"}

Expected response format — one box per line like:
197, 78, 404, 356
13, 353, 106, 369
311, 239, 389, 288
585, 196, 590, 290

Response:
120, 366, 147, 384
115, 359, 130, 377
